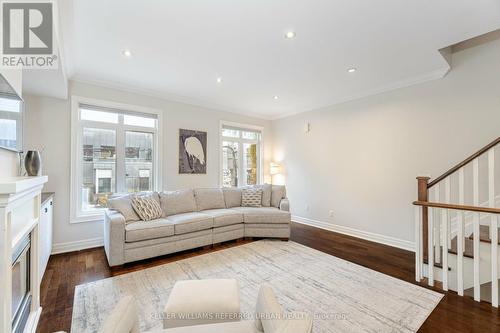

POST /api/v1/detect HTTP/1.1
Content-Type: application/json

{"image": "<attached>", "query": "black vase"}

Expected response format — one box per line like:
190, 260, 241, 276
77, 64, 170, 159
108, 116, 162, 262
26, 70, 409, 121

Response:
25, 150, 42, 176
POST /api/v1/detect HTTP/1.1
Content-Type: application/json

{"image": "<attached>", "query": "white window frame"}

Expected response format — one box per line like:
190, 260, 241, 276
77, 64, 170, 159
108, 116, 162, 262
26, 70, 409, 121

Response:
0, 94, 23, 151
219, 120, 264, 187
70, 96, 163, 224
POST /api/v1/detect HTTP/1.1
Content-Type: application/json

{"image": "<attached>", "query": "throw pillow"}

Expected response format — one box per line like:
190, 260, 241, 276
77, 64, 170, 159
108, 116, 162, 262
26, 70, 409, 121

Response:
107, 194, 141, 222
242, 188, 263, 207
131, 194, 163, 221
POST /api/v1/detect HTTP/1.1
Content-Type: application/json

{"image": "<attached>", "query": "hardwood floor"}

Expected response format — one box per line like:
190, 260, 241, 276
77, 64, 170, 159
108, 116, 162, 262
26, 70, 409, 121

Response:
37, 223, 500, 333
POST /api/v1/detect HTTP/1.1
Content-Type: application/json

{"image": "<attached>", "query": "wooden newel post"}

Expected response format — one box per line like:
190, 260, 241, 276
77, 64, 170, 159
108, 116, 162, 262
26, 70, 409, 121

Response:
417, 176, 430, 261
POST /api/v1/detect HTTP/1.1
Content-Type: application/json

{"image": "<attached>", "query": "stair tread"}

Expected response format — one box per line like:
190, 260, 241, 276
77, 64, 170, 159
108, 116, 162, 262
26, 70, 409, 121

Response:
430, 225, 499, 261
450, 235, 474, 258
423, 258, 451, 270
468, 225, 500, 244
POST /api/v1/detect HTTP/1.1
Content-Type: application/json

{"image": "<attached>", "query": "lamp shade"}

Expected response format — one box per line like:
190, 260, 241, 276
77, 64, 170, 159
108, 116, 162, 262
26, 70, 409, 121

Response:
270, 162, 281, 175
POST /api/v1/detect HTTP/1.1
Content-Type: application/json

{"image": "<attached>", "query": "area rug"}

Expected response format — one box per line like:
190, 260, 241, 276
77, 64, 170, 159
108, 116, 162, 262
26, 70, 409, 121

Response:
71, 240, 442, 332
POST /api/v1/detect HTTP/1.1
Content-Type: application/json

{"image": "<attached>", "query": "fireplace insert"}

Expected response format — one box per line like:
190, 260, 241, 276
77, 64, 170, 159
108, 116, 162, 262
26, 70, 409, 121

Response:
11, 235, 31, 333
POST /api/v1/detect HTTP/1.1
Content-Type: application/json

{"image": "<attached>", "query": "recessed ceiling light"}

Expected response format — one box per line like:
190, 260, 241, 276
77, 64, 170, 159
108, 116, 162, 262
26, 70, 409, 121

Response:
216, 77, 223, 83
122, 50, 132, 57
285, 31, 296, 39
273, 95, 279, 100
347, 67, 357, 73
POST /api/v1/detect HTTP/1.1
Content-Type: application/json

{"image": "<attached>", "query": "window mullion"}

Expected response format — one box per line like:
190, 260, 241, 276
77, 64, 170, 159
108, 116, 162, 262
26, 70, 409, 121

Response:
116, 116, 126, 193
239, 141, 246, 186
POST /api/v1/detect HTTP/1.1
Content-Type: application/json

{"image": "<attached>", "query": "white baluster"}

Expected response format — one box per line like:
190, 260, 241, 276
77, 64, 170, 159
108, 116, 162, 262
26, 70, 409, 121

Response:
491, 215, 498, 308
428, 207, 434, 287
488, 148, 498, 307
419, 206, 424, 281
442, 208, 448, 290
415, 205, 422, 282
445, 177, 451, 248
434, 186, 441, 264
457, 167, 465, 296
473, 158, 480, 301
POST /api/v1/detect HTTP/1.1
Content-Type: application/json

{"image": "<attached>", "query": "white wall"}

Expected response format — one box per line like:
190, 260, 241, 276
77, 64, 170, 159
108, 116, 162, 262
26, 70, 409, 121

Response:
22, 37, 500, 252
24, 81, 272, 249
272, 38, 500, 249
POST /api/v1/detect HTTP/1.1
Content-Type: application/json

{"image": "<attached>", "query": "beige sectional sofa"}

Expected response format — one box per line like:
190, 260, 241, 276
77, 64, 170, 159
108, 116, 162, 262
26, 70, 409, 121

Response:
104, 185, 290, 266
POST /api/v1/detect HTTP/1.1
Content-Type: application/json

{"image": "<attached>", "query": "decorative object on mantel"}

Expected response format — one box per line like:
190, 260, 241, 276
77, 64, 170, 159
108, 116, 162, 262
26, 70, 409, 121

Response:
179, 128, 207, 174
18, 151, 24, 176
25, 150, 42, 176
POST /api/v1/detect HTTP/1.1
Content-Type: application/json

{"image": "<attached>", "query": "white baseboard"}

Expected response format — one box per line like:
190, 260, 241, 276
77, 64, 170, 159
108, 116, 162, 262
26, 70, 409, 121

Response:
292, 216, 415, 252
52, 237, 103, 254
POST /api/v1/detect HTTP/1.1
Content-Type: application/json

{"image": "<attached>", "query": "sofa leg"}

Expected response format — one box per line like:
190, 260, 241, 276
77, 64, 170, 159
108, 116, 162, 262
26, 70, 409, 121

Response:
279, 238, 289, 242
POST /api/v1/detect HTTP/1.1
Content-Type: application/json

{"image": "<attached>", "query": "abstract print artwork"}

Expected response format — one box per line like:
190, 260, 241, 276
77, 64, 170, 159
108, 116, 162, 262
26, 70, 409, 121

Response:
179, 128, 207, 174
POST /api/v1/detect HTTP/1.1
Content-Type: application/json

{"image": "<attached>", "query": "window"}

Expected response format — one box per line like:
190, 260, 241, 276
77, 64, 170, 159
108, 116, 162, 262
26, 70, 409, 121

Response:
71, 97, 162, 223
0, 96, 22, 150
220, 122, 263, 187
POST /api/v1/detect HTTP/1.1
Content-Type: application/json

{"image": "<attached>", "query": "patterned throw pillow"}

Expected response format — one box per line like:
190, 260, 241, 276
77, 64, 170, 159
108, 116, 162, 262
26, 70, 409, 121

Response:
241, 188, 263, 207
131, 194, 163, 221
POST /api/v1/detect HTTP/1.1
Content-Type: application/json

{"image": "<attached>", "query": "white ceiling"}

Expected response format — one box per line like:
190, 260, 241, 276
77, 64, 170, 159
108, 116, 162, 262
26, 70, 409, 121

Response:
26, 0, 500, 119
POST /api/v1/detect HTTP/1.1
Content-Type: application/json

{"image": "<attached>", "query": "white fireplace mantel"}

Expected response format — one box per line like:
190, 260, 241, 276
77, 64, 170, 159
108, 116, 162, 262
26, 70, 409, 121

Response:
0, 176, 48, 333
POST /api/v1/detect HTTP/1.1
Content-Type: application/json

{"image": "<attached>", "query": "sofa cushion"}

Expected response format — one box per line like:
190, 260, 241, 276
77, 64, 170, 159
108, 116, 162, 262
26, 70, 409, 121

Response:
125, 218, 175, 242
124, 229, 211, 250
201, 209, 244, 227
167, 212, 214, 235
159, 190, 197, 216
222, 188, 242, 208
163, 279, 240, 329
232, 207, 291, 224
108, 194, 141, 222
271, 185, 286, 208
194, 188, 226, 211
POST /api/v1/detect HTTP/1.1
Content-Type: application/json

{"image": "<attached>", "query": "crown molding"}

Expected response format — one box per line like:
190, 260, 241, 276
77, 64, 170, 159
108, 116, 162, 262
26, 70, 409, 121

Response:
70, 76, 274, 120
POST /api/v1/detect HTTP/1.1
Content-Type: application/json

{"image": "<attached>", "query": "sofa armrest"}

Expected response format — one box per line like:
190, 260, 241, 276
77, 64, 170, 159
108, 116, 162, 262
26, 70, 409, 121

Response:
276, 312, 313, 333
279, 198, 290, 212
104, 209, 126, 266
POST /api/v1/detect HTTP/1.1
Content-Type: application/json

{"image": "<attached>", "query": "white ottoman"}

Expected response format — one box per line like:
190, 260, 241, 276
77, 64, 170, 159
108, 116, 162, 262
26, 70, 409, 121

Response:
163, 279, 240, 329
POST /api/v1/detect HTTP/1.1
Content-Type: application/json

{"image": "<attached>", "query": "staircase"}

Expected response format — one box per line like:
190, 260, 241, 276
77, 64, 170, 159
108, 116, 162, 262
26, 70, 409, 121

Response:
414, 137, 500, 307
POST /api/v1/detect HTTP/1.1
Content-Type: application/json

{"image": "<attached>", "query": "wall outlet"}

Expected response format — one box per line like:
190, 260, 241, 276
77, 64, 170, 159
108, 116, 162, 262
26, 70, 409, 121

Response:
328, 210, 334, 217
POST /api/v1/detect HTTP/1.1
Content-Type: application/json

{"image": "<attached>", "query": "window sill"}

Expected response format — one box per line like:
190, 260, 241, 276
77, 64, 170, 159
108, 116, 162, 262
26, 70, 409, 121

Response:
71, 212, 105, 224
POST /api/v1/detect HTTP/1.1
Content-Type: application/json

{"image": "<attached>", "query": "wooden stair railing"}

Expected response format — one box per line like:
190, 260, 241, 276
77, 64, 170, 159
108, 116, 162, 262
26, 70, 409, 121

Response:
413, 201, 500, 214
413, 201, 500, 306
415, 137, 500, 308
427, 137, 500, 189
